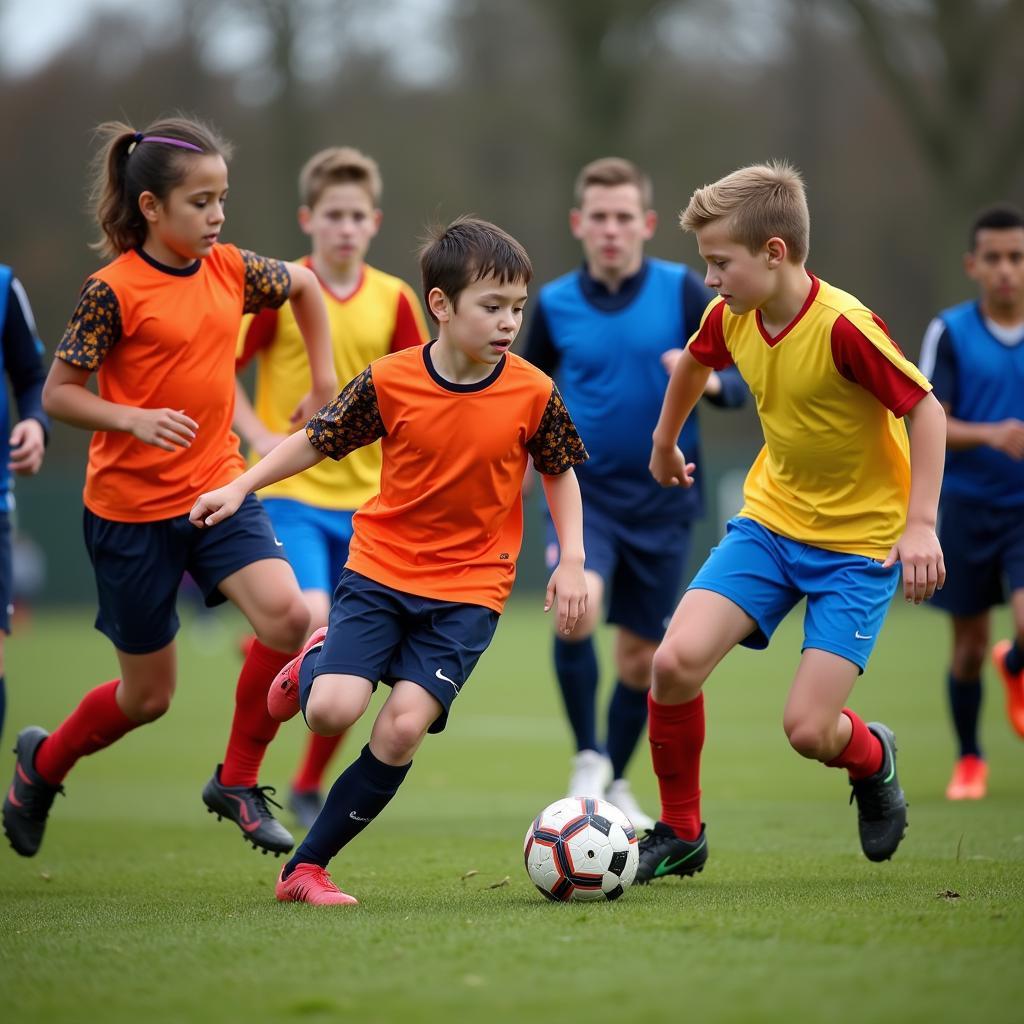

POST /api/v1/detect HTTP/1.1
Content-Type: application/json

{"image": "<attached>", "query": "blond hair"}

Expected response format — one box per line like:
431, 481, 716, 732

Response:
298, 146, 382, 208
574, 156, 652, 208
680, 161, 809, 263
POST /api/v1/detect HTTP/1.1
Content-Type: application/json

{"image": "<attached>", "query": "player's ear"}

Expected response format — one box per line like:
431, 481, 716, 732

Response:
963, 249, 977, 281
427, 287, 451, 322
569, 208, 583, 239
138, 191, 161, 223
643, 209, 658, 239
297, 206, 313, 235
765, 236, 787, 268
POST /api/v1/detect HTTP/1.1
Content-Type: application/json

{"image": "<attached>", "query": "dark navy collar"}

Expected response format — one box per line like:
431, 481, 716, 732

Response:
135, 246, 202, 277
577, 258, 649, 312
422, 340, 507, 393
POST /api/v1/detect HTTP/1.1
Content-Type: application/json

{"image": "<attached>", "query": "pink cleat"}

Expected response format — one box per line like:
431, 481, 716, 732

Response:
275, 863, 358, 906
992, 640, 1024, 740
945, 755, 988, 801
267, 627, 328, 722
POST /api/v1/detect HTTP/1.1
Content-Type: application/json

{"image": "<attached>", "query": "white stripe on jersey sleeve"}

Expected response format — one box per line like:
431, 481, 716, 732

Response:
917, 317, 945, 380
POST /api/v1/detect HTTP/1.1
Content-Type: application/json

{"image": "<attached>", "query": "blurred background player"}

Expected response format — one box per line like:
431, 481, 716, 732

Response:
642, 162, 946, 880
191, 217, 589, 905
0, 264, 49, 743
521, 157, 746, 828
2, 116, 338, 860
234, 147, 427, 827
919, 204, 1024, 800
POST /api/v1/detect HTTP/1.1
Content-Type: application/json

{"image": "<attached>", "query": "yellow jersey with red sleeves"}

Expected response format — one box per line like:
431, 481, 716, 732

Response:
55, 245, 290, 522
687, 275, 931, 559
238, 260, 428, 511
305, 344, 588, 612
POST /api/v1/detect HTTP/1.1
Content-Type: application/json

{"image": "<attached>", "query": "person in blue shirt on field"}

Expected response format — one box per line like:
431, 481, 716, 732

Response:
919, 204, 1024, 800
0, 265, 49, 743
521, 157, 746, 827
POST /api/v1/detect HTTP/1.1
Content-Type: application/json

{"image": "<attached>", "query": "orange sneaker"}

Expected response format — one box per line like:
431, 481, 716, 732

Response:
945, 754, 988, 800
991, 640, 1024, 740
267, 627, 328, 722
275, 863, 358, 906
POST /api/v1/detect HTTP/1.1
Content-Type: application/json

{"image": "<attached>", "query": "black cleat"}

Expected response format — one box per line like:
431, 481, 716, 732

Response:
287, 787, 323, 830
3, 727, 63, 857
202, 765, 294, 856
849, 722, 907, 862
635, 821, 708, 884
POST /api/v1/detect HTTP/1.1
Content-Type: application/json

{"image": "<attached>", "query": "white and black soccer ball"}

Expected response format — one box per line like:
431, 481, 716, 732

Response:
523, 797, 639, 902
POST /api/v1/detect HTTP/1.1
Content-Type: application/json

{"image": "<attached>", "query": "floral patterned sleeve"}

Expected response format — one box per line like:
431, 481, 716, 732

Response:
526, 383, 588, 475
306, 366, 386, 460
240, 249, 291, 314
54, 279, 122, 371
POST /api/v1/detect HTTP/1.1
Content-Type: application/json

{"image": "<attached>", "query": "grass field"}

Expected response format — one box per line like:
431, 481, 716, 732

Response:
1, 598, 1022, 1024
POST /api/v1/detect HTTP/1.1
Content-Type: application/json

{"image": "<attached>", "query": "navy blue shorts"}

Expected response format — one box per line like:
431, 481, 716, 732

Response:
545, 504, 690, 641
83, 494, 288, 655
311, 568, 500, 734
0, 511, 11, 634
689, 517, 901, 672
930, 495, 1024, 617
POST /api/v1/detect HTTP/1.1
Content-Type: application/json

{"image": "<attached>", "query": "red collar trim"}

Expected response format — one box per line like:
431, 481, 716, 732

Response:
755, 273, 819, 347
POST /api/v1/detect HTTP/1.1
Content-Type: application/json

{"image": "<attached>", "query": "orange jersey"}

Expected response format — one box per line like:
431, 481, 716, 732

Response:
55, 245, 290, 522
237, 260, 427, 510
305, 344, 587, 612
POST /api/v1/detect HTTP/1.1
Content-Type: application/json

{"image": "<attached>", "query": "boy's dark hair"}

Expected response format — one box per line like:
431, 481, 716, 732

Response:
299, 146, 382, 208
969, 204, 1024, 250
90, 115, 232, 258
419, 217, 532, 324
574, 156, 652, 208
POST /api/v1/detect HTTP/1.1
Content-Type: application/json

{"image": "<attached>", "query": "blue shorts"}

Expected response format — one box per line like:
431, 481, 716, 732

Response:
261, 498, 354, 595
689, 516, 900, 672
83, 494, 288, 655
930, 495, 1024, 617
545, 504, 690, 641
0, 511, 11, 634
311, 568, 500, 734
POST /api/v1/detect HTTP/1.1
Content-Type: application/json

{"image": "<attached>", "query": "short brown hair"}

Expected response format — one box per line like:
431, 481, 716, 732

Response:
419, 217, 532, 324
298, 146, 382, 208
680, 161, 810, 263
574, 157, 652, 208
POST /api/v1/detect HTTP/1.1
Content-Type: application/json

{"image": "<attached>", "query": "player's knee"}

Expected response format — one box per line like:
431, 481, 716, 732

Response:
127, 691, 172, 724
257, 596, 310, 652
304, 691, 355, 736
380, 710, 429, 761
784, 719, 833, 760
651, 640, 704, 700
951, 643, 986, 680
617, 649, 654, 689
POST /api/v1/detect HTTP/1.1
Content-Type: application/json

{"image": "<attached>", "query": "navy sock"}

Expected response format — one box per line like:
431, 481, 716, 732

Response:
0, 674, 5, 743
605, 681, 649, 779
285, 744, 411, 875
298, 645, 321, 718
554, 636, 600, 752
1004, 639, 1024, 675
948, 673, 982, 758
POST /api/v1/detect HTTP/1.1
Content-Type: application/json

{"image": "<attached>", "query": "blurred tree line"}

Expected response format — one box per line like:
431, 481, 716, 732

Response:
3, 0, 1024, 475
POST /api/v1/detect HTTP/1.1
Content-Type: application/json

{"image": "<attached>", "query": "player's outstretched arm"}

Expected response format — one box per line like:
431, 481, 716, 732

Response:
190, 429, 324, 528
43, 357, 198, 452
883, 391, 946, 604
284, 262, 338, 426
650, 346, 710, 487
541, 468, 587, 636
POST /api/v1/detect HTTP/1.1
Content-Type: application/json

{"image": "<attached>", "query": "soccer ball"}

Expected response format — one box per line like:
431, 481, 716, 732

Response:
523, 797, 639, 902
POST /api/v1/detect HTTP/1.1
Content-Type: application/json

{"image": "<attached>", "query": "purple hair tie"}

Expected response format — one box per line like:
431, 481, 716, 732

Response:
140, 135, 204, 153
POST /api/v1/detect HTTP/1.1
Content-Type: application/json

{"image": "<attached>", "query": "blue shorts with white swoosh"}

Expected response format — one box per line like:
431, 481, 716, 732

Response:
312, 568, 500, 733
687, 516, 900, 672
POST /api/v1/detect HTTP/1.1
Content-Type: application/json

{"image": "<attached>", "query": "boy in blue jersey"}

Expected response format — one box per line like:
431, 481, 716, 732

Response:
521, 158, 746, 827
919, 205, 1024, 799
0, 266, 49, 742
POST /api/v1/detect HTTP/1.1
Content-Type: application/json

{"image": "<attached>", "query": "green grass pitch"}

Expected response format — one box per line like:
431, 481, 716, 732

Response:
1, 599, 1022, 1023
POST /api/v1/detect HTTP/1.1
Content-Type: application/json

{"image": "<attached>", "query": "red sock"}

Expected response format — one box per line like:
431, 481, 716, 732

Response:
648, 692, 705, 841
292, 731, 347, 793
35, 680, 137, 785
826, 708, 883, 780
220, 639, 295, 787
